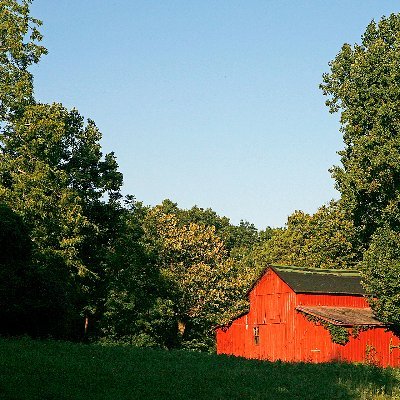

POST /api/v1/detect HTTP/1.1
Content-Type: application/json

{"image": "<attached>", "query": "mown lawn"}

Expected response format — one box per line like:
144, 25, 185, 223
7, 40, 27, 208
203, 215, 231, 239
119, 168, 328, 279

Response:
0, 338, 399, 400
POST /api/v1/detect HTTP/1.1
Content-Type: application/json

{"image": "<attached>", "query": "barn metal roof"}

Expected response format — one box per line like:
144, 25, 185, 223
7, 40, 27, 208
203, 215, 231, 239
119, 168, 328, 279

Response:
270, 265, 366, 295
296, 306, 384, 327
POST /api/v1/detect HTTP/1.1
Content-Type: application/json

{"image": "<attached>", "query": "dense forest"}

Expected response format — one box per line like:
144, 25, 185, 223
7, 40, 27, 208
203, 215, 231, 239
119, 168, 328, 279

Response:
1, 1, 400, 350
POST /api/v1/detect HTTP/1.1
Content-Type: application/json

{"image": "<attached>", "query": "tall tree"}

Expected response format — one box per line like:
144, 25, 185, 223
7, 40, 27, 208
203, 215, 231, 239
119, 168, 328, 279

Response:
321, 14, 400, 245
142, 205, 249, 350
321, 14, 400, 327
0, 103, 123, 337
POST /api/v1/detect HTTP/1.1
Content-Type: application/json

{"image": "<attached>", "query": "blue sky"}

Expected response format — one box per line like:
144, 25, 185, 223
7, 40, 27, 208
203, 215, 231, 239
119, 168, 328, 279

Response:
30, 1, 398, 229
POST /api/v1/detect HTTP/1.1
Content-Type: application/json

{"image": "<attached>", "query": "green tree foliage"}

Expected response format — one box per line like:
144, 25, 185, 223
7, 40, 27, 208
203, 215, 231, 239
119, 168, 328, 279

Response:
0, 203, 32, 334
0, 202, 31, 265
141, 205, 250, 350
155, 199, 261, 257
321, 14, 400, 245
0, 103, 122, 274
99, 199, 163, 346
360, 226, 400, 327
250, 201, 358, 270
0, 202, 72, 337
0, 0, 47, 122
0, 102, 124, 337
321, 14, 400, 327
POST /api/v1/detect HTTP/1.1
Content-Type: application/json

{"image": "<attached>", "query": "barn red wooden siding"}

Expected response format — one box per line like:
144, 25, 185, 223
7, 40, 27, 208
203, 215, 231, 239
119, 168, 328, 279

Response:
216, 266, 400, 367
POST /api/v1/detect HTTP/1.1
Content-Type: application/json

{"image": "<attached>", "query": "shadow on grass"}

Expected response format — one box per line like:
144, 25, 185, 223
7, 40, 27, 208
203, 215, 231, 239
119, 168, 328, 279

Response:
0, 338, 399, 400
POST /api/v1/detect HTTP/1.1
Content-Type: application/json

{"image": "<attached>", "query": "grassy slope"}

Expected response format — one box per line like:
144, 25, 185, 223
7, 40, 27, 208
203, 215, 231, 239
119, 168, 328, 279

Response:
0, 338, 399, 400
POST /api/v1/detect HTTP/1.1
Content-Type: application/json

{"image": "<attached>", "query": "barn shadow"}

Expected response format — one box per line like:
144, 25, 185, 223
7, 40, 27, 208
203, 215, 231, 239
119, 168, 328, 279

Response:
212, 355, 399, 400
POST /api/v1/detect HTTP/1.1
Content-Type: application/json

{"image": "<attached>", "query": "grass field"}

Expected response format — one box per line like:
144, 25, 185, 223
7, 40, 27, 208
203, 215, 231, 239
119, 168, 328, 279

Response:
0, 338, 399, 400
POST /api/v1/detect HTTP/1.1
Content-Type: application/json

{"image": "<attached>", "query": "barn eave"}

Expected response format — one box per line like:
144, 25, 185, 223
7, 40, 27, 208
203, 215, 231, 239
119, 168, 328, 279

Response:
296, 305, 385, 327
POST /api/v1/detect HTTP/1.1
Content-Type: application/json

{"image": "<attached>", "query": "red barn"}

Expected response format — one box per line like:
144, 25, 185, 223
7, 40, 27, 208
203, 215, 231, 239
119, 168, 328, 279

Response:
216, 265, 400, 367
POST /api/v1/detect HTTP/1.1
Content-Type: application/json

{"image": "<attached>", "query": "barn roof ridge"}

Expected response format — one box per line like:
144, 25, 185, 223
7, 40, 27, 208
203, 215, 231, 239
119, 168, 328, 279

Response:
270, 264, 360, 276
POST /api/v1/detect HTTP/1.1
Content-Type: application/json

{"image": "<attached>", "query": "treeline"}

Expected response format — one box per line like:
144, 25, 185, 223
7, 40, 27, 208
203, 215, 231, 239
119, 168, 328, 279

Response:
1, 1, 400, 348
0, 0, 262, 348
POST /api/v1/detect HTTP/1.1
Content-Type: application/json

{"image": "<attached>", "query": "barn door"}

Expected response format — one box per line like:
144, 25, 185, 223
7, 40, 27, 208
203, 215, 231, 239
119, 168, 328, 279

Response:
258, 322, 286, 361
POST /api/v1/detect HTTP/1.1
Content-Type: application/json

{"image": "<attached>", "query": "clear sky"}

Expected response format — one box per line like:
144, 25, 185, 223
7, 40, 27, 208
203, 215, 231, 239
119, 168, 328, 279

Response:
30, 1, 398, 229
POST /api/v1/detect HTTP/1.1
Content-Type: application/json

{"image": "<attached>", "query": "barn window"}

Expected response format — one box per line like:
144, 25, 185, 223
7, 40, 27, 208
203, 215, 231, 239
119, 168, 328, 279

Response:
253, 326, 260, 345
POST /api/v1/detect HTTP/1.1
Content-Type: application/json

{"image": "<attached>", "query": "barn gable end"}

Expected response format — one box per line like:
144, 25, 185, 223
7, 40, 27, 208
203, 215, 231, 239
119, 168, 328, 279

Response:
216, 265, 400, 367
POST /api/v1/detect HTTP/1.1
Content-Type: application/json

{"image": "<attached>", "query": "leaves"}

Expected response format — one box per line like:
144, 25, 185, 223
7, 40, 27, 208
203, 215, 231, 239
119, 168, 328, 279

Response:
321, 13, 400, 244
0, 0, 47, 122
139, 205, 253, 349
360, 227, 400, 327
250, 201, 358, 270
322, 14, 400, 328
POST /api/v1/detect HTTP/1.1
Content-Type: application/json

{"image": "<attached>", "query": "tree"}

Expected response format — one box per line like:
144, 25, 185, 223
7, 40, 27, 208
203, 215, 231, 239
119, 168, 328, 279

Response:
0, 202, 74, 337
360, 226, 400, 327
99, 199, 162, 347
250, 201, 358, 270
142, 205, 249, 350
321, 14, 400, 327
321, 14, 400, 246
0, 0, 46, 123
0, 103, 123, 337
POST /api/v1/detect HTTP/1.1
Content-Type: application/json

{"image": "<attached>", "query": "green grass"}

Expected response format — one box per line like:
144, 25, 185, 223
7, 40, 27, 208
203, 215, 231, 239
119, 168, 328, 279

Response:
0, 338, 399, 400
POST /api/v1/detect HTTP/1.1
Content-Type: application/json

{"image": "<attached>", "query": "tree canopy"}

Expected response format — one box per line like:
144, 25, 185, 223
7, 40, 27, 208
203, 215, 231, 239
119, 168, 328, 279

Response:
321, 13, 400, 328
321, 14, 400, 245
248, 201, 358, 271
